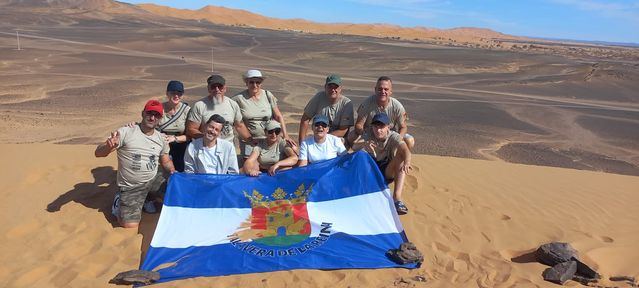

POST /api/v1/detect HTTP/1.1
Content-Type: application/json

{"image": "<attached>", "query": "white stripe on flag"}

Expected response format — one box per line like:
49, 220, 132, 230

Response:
151, 189, 402, 249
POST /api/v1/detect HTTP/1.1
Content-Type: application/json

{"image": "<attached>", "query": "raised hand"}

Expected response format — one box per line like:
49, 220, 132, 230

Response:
106, 131, 120, 149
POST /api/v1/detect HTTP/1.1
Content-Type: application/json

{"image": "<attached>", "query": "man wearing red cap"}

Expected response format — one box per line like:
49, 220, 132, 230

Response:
95, 99, 176, 228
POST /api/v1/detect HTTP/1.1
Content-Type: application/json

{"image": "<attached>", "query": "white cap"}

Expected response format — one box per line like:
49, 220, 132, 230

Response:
244, 69, 264, 79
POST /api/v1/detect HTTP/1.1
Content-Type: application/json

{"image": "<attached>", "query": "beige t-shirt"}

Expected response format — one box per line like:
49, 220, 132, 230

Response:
188, 96, 243, 142
115, 125, 170, 189
364, 131, 403, 162
357, 96, 407, 133
252, 138, 289, 167
232, 89, 277, 139
158, 102, 191, 134
303, 92, 354, 132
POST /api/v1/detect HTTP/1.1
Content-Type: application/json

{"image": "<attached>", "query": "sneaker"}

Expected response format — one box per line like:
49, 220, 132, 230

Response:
143, 200, 157, 214
111, 192, 120, 217
395, 200, 409, 215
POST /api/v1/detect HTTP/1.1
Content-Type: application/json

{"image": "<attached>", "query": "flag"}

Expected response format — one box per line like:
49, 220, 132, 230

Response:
141, 151, 417, 284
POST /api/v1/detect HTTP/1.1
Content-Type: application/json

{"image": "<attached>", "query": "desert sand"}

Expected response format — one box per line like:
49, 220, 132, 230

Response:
1, 1, 639, 287
1, 144, 638, 287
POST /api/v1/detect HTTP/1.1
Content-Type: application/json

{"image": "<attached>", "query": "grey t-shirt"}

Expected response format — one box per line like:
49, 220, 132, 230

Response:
115, 125, 170, 189
357, 96, 407, 133
232, 89, 277, 139
252, 138, 289, 167
158, 102, 190, 134
363, 131, 403, 162
188, 96, 243, 142
303, 92, 354, 132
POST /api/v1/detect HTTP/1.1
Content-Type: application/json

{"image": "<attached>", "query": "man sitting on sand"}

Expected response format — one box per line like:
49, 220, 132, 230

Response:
94, 100, 176, 228
184, 114, 239, 174
353, 113, 412, 215
348, 76, 414, 150
298, 74, 355, 145
298, 115, 347, 167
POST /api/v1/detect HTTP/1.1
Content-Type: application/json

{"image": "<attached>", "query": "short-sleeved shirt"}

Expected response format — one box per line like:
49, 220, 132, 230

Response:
232, 89, 277, 139
115, 125, 170, 189
251, 138, 289, 167
188, 96, 243, 142
357, 96, 407, 133
299, 134, 346, 163
158, 102, 190, 134
363, 131, 403, 162
303, 92, 354, 132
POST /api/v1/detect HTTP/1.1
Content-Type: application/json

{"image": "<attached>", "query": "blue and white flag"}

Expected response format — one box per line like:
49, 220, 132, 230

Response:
141, 151, 417, 284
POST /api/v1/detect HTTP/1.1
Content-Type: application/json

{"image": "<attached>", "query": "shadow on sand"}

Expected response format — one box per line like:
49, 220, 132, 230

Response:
46, 166, 120, 227
45, 165, 163, 266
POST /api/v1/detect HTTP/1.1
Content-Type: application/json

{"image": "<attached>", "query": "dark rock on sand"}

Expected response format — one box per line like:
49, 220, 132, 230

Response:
542, 261, 577, 285
535, 242, 577, 266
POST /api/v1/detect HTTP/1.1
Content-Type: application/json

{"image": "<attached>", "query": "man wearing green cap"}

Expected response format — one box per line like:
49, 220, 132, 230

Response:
298, 74, 355, 145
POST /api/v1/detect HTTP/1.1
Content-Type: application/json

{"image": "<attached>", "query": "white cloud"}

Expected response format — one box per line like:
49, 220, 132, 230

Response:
549, 0, 639, 24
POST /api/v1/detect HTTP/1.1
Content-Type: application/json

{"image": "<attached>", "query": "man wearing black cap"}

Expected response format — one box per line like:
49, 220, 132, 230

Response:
353, 112, 412, 215
186, 74, 251, 143
298, 74, 355, 145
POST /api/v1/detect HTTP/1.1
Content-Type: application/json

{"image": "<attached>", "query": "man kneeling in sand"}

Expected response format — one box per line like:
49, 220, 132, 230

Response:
95, 100, 176, 228
183, 114, 239, 174
353, 113, 412, 215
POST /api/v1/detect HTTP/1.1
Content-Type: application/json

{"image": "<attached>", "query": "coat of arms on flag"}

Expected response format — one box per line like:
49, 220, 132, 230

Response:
232, 185, 312, 247
141, 151, 418, 285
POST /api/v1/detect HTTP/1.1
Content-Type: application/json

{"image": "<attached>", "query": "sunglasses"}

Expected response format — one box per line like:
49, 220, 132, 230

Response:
248, 80, 262, 85
209, 84, 224, 90
314, 122, 328, 128
145, 111, 161, 118
267, 128, 281, 135
168, 91, 184, 97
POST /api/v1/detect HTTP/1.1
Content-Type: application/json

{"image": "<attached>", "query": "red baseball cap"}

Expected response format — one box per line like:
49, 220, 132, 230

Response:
143, 99, 163, 116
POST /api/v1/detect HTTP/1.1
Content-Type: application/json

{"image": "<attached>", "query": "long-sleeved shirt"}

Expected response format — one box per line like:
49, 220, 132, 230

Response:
184, 138, 239, 174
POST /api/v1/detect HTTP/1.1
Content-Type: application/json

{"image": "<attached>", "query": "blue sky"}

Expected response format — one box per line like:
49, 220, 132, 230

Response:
123, 0, 639, 43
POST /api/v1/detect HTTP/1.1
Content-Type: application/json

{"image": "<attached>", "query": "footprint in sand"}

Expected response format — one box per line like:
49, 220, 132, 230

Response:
599, 236, 614, 243
431, 186, 450, 193
500, 214, 511, 221
405, 174, 419, 191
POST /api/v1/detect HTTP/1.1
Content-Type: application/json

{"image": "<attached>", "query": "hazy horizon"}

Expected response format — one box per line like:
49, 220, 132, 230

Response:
121, 0, 639, 44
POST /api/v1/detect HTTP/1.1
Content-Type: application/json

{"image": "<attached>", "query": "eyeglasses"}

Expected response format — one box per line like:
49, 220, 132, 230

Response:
168, 91, 183, 97
209, 84, 224, 90
248, 80, 262, 85
314, 122, 328, 128
267, 128, 281, 135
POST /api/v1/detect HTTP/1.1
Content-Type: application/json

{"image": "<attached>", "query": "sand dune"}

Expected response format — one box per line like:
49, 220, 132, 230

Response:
0, 143, 637, 287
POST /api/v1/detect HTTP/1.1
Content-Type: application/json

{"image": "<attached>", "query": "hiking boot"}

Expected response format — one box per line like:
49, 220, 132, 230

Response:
143, 200, 157, 214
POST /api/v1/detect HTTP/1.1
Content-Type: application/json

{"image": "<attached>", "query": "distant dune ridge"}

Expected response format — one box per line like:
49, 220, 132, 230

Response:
137, 3, 518, 43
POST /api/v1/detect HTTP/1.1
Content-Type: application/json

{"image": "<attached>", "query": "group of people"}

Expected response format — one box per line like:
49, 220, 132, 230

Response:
95, 71, 414, 229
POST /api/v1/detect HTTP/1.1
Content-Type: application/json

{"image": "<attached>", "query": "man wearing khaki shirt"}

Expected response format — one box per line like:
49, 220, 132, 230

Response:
348, 76, 415, 150
298, 74, 355, 145
94, 99, 175, 228
186, 74, 251, 143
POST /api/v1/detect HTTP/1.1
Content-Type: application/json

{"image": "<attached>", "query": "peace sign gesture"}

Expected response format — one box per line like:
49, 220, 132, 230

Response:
106, 131, 120, 149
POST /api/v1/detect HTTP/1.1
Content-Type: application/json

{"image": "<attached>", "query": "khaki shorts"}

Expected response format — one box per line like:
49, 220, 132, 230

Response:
117, 173, 166, 223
